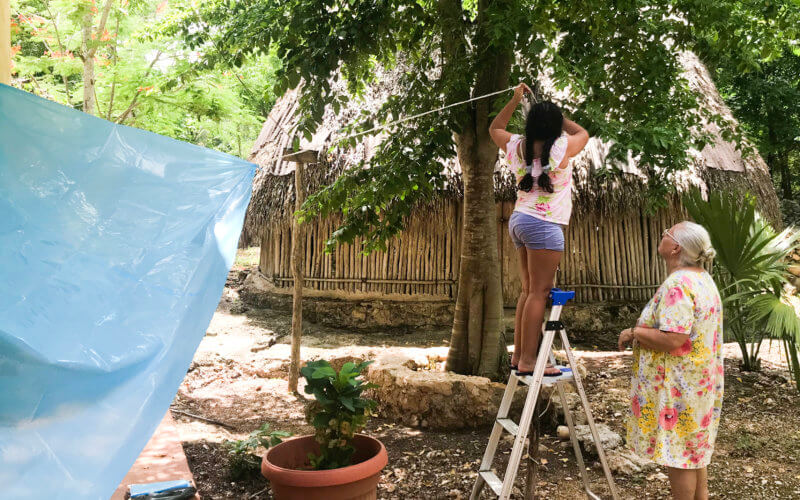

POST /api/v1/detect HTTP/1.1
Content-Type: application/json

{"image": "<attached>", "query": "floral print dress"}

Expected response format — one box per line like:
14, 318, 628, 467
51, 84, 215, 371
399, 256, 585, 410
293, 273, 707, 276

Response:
627, 269, 724, 469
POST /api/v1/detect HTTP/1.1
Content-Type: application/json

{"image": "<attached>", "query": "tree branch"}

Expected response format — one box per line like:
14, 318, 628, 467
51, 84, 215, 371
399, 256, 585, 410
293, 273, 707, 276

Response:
115, 51, 162, 124
106, 12, 121, 120
43, 0, 73, 106
91, 0, 116, 57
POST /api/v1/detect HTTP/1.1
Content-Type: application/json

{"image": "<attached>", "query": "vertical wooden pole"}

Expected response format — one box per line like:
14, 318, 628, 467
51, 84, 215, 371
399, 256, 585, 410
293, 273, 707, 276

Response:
288, 160, 305, 392
0, 0, 11, 85
283, 148, 316, 392
524, 402, 542, 500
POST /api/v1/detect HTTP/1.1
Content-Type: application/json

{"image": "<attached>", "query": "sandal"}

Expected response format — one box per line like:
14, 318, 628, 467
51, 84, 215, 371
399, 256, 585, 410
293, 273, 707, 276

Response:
516, 364, 562, 377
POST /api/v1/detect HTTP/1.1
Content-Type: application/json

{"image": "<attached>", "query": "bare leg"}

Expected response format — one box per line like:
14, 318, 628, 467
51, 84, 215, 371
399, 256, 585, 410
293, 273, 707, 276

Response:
517, 248, 562, 374
667, 467, 698, 500
511, 247, 529, 367
694, 468, 708, 500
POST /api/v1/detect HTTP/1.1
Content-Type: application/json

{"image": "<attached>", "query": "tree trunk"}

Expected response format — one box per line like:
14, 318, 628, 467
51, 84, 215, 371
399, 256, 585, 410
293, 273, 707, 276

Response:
445, 0, 513, 380
445, 125, 507, 379
81, 12, 96, 114
1, 0, 11, 85
79, 0, 113, 114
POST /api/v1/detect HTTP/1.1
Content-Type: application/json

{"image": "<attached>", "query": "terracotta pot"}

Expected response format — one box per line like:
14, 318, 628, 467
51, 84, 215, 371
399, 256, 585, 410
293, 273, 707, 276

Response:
262, 434, 388, 500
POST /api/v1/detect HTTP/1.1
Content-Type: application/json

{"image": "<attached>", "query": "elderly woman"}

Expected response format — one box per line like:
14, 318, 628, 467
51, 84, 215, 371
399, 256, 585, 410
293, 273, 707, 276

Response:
618, 221, 723, 500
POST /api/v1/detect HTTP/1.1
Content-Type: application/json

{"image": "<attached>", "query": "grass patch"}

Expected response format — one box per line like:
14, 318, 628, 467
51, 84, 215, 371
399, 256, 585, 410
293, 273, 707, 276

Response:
235, 247, 260, 268
731, 429, 767, 456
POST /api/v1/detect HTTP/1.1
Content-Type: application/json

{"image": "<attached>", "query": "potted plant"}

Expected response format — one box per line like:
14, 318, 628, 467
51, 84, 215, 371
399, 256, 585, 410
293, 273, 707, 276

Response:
261, 360, 387, 499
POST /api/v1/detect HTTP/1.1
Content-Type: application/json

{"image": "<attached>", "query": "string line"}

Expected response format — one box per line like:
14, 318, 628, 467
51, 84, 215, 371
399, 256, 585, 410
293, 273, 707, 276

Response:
278, 85, 520, 162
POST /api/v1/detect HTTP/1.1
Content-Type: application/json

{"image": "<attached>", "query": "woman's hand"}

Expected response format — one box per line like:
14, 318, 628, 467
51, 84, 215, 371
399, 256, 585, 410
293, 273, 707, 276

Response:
513, 82, 532, 102
618, 328, 635, 351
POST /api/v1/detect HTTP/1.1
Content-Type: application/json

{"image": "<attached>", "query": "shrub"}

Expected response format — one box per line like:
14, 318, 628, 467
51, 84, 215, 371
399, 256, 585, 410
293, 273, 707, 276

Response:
301, 359, 378, 469
224, 423, 290, 479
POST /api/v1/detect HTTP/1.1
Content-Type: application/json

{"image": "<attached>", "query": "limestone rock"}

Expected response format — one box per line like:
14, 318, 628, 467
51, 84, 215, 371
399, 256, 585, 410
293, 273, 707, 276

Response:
550, 391, 587, 426
606, 449, 657, 475
574, 424, 623, 455
364, 351, 546, 428
240, 271, 454, 329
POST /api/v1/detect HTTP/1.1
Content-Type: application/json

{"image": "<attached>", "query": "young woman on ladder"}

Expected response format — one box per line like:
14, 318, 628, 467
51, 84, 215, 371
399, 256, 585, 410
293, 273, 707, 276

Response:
489, 82, 589, 376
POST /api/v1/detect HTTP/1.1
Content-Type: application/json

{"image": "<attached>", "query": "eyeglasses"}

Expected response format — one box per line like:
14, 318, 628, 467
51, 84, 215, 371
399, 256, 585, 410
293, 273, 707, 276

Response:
662, 229, 677, 242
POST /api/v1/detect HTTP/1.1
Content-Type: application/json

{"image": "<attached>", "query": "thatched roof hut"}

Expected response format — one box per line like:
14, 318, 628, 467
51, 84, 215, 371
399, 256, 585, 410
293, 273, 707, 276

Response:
241, 53, 780, 315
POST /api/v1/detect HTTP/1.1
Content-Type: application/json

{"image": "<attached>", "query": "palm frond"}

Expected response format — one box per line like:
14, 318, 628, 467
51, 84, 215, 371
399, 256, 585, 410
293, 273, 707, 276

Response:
684, 188, 800, 381
746, 294, 800, 343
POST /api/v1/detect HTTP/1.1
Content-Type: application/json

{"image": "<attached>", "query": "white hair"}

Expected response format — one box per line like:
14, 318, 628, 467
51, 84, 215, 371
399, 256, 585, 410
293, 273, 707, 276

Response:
672, 221, 716, 266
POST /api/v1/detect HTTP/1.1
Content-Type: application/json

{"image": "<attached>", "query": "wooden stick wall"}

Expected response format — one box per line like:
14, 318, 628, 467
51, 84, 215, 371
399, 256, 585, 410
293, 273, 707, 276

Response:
259, 200, 687, 305
259, 200, 461, 298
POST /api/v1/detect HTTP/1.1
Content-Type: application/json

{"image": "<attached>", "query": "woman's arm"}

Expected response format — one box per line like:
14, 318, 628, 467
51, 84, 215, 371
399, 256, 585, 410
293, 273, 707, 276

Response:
633, 326, 688, 352
618, 325, 689, 352
489, 83, 530, 153
562, 116, 589, 158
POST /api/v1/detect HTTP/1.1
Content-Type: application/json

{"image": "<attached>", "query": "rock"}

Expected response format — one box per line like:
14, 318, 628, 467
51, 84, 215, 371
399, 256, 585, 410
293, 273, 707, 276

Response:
550, 392, 587, 425
574, 424, 623, 455
557, 425, 570, 439
364, 351, 544, 428
789, 265, 800, 277
240, 271, 455, 329
647, 472, 668, 481
606, 449, 656, 475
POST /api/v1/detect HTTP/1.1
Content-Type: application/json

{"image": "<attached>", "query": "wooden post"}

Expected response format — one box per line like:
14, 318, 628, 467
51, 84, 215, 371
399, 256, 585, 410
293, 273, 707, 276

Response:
0, 0, 11, 85
283, 148, 318, 393
524, 400, 545, 500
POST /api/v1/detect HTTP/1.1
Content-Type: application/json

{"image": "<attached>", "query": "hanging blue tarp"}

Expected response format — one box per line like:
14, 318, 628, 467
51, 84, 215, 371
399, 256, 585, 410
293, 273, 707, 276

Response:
0, 84, 256, 499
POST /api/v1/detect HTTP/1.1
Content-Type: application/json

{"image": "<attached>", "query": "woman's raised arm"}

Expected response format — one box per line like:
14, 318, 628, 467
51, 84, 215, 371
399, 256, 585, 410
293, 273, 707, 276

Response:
563, 117, 589, 158
489, 83, 530, 153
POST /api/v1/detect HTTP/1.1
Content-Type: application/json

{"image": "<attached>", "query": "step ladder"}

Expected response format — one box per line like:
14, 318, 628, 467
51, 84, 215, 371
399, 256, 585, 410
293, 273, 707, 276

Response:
470, 289, 620, 500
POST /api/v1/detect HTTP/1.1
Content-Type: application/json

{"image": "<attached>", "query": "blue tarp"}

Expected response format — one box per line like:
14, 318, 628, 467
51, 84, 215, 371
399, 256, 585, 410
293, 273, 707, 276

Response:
0, 84, 256, 499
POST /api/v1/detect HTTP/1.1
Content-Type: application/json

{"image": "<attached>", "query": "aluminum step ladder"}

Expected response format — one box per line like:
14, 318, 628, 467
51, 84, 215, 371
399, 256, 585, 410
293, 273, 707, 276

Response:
470, 288, 620, 500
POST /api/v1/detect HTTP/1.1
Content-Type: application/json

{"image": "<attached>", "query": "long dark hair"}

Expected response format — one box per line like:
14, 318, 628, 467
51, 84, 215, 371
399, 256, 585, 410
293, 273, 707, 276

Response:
518, 101, 563, 194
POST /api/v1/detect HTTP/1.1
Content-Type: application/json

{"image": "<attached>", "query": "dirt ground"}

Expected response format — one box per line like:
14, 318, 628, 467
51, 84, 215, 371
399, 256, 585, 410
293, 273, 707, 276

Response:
173, 268, 800, 499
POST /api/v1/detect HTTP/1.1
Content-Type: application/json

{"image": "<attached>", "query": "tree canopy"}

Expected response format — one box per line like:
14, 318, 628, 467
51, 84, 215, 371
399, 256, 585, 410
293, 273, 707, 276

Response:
10, 0, 280, 158
182, 0, 799, 251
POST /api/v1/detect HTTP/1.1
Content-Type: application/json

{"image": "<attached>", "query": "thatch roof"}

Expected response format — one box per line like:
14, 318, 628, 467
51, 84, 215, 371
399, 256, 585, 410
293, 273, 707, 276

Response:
242, 52, 780, 244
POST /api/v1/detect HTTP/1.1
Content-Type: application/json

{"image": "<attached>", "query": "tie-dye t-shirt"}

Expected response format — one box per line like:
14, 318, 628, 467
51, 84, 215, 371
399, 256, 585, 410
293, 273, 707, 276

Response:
505, 133, 572, 225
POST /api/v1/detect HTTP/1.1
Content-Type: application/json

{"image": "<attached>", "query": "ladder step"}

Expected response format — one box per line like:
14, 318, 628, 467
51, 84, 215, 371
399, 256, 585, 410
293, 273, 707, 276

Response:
515, 368, 574, 386
479, 470, 503, 496
497, 418, 519, 436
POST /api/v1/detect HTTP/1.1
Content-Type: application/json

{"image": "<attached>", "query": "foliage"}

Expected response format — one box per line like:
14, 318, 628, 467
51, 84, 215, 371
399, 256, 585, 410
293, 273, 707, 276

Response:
684, 190, 800, 387
300, 360, 378, 470
224, 422, 291, 480
179, 0, 800, 253
9, 0, 279, 158
234, 246, 261, 268
714, 48, 800, 208
781, 198, 800, 228
702, 3, 800, 220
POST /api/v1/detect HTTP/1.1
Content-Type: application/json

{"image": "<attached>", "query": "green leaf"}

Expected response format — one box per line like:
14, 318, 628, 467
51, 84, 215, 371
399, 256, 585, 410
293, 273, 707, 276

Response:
340, 397, 355, 412
312, 366, 337, 379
